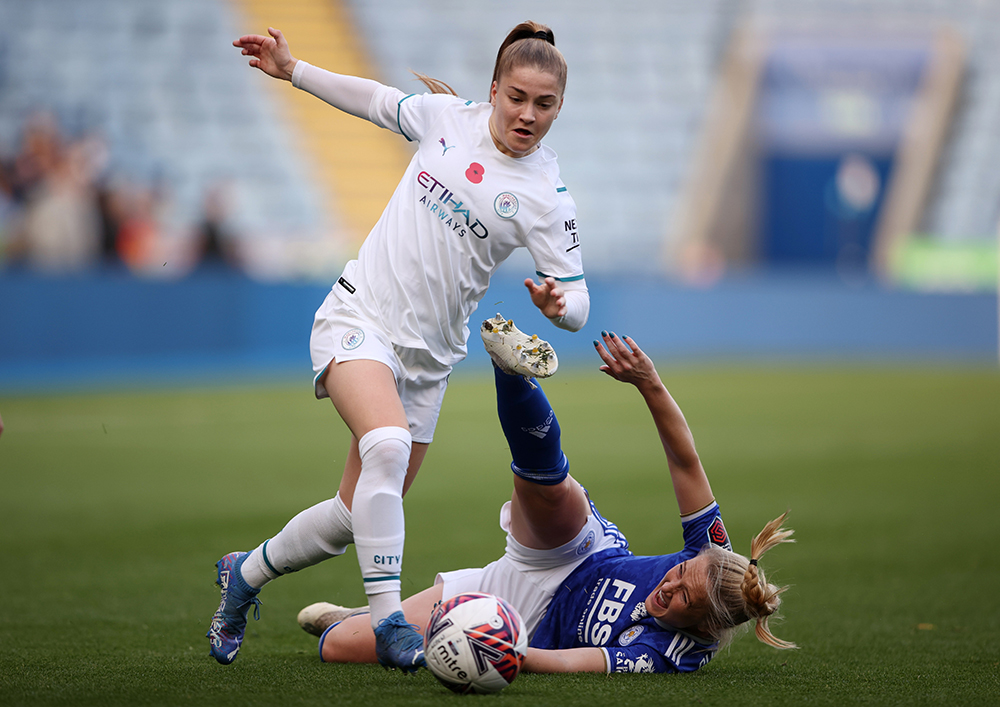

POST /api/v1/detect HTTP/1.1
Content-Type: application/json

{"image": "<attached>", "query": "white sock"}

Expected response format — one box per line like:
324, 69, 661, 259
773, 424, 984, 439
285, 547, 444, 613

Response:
240, 494, 353, 589
351, 426, 411, 625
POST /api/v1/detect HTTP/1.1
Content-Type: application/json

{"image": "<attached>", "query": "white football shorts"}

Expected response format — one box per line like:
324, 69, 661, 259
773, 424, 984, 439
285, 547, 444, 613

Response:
310, 290, 451, 444
435, 500, 625, 639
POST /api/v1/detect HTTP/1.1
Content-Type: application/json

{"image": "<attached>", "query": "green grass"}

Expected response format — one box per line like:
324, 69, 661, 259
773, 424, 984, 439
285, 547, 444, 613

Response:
2, 364, 999, 706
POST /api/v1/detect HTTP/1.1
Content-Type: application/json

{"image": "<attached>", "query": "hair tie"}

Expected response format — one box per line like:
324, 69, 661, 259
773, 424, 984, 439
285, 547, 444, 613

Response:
533, 30, 550, 41
749, 559, 758, 566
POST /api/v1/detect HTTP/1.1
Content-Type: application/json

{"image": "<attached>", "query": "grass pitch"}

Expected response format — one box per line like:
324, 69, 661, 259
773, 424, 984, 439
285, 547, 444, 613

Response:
1, 364, 998, 706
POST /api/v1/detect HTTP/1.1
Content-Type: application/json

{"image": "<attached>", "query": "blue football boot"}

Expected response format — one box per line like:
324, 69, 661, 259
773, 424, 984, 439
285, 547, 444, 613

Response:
373, 611, 426, 673
207, 551, 261, 665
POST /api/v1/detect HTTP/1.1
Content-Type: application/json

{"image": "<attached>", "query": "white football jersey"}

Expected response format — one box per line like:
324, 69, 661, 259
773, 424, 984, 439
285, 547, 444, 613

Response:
331, 90, 584, 365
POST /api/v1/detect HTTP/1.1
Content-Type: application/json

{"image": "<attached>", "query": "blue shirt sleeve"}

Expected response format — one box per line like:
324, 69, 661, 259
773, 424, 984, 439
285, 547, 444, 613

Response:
681, 501, 733, 553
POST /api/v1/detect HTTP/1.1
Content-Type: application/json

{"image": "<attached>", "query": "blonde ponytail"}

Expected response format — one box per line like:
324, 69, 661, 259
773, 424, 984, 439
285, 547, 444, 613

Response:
741, 512, 796, 649
700, 512, 796, 650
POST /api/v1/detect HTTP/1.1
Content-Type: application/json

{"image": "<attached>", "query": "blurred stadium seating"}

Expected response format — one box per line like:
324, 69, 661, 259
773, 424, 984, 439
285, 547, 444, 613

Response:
1, 0, 997, 388
0, 0, 334, 277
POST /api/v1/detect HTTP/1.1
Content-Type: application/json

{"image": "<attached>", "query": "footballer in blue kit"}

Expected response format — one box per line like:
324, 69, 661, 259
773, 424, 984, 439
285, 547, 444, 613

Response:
530, 502, 731, 673
301, 328, 797, 674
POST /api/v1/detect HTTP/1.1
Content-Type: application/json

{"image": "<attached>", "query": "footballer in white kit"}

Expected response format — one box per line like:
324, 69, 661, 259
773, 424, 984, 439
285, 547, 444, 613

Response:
211, 24, 590, 673
333, 88, 584, 364
298, 61, 589, 440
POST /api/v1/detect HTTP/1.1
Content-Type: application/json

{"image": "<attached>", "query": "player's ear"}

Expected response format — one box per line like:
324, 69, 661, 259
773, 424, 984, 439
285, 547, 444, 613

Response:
490, 81, 498, 106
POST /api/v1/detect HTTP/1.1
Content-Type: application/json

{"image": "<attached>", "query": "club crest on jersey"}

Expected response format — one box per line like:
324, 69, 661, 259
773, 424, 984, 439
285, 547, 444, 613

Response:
708, 516, 732, 550
494, 192, 519, 218
342, 328, 365, 350
576, 529, 596, 556
618, 625, 645, 646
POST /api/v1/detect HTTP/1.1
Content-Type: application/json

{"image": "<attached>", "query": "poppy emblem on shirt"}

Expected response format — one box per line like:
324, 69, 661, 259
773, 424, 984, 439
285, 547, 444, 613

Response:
342, 328, 365, 350
618, 625, 645, 646
494, 192, 519, 218
708, 517, 730, 548
466, 162, 485, 183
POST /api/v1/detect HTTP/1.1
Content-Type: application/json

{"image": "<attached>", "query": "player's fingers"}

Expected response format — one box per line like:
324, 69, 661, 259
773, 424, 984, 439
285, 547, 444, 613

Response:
604, 332, 631, 359
620, 335, 641, 357
234, 34, 265, 47
598, 365, 620, 380
596, 332, 628, 370
592, 337, 613, 364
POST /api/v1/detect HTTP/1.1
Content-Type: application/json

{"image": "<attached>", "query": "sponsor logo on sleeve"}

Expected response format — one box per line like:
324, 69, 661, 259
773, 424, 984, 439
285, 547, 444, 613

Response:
612, 650, 656, 673
708, 517, 731, 550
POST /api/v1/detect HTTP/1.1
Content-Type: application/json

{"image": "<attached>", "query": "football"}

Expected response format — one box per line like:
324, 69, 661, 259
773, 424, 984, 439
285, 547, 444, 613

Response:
424, 592, 528, 694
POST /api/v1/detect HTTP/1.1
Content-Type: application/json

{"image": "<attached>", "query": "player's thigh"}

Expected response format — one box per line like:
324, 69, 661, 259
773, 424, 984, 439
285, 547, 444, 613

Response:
323, 358, 408, 438
395, 346, 451, 445
508, 475, 591, 550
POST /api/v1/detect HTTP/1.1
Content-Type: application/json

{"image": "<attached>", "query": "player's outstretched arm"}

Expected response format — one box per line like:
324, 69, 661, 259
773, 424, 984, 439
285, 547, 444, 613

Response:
233, 27, 298, 81
593, 332, 714, 516
524, 647, 606, 673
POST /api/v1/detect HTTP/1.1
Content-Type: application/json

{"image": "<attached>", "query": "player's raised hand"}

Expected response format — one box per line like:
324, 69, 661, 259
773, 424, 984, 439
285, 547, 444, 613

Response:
593, 332, 662, 391
524, 277, 567, 319
233, 27, 297, 81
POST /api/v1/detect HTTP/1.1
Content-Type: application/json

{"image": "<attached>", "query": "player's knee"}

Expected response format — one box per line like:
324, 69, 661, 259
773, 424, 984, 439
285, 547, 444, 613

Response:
358, 426, 412, 478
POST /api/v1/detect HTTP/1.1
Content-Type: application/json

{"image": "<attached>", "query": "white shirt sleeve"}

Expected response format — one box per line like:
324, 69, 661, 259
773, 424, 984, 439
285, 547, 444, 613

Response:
548, 277, 589, 332
291, 61, 407, 133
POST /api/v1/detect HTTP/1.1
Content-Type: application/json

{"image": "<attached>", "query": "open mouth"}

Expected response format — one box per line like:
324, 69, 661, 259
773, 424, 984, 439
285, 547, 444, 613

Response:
655, 590, 668, 610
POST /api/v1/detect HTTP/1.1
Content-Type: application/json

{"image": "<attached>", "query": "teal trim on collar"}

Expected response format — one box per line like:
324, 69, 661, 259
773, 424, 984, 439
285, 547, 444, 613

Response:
536, 271, 585, 282
397, 94, 417, 142
465, 100, 473, 105
557, 186, 568, 192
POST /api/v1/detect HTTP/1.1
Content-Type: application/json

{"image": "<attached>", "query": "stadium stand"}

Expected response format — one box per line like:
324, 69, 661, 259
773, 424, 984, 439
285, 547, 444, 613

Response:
2, 0, 998, 277
348, 0, 1000, 276
0, 0, 333, 276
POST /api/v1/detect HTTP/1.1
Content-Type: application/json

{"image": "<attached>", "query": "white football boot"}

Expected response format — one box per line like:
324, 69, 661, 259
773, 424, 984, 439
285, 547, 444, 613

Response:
297, 602, 369, 636
481, 313, 558, 379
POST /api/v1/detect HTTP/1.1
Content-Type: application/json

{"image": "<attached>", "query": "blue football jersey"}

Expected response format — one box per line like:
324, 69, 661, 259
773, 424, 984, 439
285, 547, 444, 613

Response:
530, 502, 733, 673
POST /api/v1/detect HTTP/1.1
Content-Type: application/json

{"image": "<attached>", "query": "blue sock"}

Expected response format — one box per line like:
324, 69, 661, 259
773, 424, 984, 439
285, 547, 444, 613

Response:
493, 365, 569, 485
